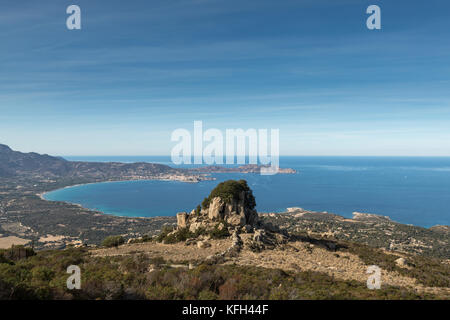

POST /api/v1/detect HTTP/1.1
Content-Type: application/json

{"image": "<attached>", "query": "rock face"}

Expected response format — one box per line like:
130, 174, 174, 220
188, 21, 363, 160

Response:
205, 230, 244, 265
247, 229, 288, 252
173, 180, 290, 257
207, 193, 258, 227
176, 212, 188, 229
176, 180, 259, 231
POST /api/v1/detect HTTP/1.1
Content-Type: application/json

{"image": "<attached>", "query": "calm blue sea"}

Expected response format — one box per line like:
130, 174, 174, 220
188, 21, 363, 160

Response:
43, 156, 450, 228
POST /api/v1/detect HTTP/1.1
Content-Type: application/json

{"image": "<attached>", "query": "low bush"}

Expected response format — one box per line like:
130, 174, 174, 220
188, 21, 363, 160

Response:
101, 236, 125, 248
208, 223, 230, 239
0, 246, 443, 300
0, 245, 35, 262
201, 179, 256, 210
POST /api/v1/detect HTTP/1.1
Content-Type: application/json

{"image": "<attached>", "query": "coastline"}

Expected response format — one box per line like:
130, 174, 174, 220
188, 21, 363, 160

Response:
38, 180, 449, 229
37, 177, 208, 218
28, 182, 450, 258
10, 172, 446, 255
29, 159, 449, 229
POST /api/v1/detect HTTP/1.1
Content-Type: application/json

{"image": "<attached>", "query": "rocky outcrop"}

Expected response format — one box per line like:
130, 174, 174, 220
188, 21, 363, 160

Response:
395, 257, 413, 269
395, 257, 407, 267
173, 180, 292, 260
205, 230, 244, 265
176, 212, 188, 229
207, 193, 258, 227
246, 229, 288, 252
176, 180, 259, 231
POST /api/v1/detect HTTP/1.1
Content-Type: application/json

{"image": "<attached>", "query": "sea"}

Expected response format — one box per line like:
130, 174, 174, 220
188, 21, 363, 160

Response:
43, 156, 450, 228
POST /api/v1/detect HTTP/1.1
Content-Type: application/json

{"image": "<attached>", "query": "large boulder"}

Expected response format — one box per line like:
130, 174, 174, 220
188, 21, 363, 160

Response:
204, 180, 259, 227
395, 257, 411, 268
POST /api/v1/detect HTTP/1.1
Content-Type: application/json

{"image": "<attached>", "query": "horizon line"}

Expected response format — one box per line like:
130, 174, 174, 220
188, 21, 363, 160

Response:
61, 155, 450, 158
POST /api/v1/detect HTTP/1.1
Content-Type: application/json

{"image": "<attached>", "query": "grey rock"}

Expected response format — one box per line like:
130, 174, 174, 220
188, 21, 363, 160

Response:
176, 212, 188, 229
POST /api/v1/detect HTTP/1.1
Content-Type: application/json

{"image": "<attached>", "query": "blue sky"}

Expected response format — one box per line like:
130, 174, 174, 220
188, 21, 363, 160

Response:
1, 0, 449, 156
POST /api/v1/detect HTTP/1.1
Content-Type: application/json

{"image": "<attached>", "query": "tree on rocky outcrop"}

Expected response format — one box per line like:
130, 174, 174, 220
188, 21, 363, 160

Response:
177, 180, 259, 233
170, 180, 288, 253
201, 179, 256, 211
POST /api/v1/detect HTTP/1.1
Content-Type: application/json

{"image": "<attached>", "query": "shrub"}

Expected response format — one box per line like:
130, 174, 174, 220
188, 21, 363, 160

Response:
218, 277, 239, 299
149, 256, 166, 267
31, 266, 55, 282
198, 289, 218, 300
0, 248, 443, 300
102, 236, 125, 248
155, 225, 176, 242
128, 234, 153, 244
202, 180, 256, 210
160, 228, 194, 244
208, 223, 230, 239
0, 245, 35, 262
344, 241, 450, 288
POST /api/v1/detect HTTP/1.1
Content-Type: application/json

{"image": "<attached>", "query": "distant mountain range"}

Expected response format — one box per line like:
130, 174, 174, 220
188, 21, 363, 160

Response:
0, 144, 181, 179
0, 144, 296, 179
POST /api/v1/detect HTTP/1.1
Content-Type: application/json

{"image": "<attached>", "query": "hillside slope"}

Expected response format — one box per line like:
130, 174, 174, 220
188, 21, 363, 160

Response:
0, 143, 184, 179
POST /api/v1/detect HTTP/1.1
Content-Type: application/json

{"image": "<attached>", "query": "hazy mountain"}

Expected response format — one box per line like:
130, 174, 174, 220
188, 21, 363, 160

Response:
0, 143, 180, 178
0, 144, 71, 177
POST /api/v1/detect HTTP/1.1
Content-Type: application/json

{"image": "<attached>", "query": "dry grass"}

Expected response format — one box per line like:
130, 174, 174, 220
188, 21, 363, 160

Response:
0, 236, 30, 249
92, 238, 232, 263
91, 235, 450, 298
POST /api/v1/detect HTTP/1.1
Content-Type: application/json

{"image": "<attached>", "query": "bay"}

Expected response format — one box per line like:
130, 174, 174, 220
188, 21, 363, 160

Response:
43, 156, 450, 228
